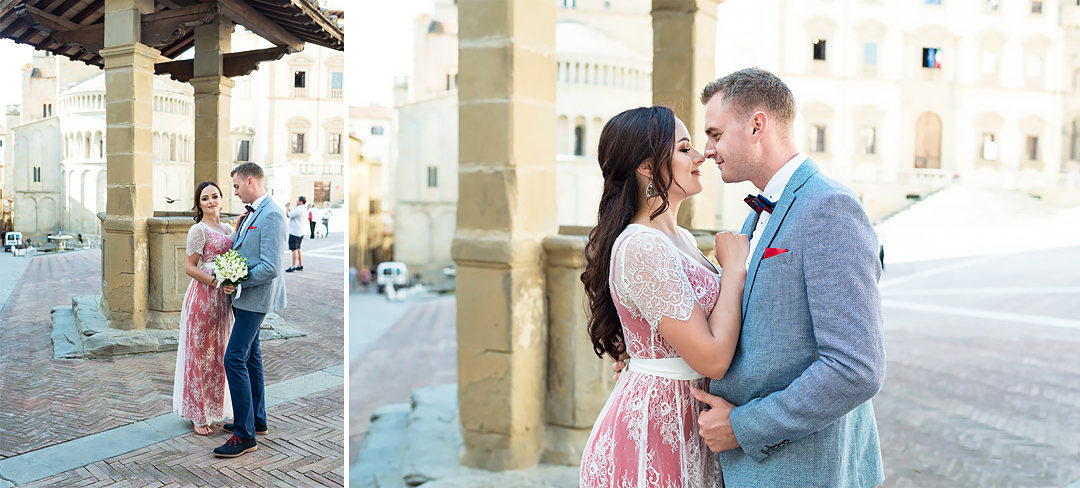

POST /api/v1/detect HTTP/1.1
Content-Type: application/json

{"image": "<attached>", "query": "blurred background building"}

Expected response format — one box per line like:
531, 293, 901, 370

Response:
390, 0, 654, 283
714, 0, 1080, 225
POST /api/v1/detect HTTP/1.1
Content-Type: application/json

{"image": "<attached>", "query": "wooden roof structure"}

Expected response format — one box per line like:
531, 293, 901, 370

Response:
0, 0, 344, 80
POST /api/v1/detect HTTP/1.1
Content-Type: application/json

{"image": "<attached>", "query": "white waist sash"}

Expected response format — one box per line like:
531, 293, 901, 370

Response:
626, 357, 704, 381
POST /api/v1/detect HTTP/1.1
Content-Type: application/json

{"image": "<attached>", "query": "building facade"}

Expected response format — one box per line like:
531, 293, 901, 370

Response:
6, 20, 347, 241
713, 0, 1080, 224
393, 0, 653, 278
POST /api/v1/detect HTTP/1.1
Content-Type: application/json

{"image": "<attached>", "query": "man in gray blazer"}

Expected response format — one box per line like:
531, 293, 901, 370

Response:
214, 162, 288, 458
690, 68, 886, 487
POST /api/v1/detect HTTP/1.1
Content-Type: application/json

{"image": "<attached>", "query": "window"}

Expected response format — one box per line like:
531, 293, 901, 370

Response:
291, 132, 305, 154
294, 71, 306, 88
812, 125, 827, 153
922, 48, 942, 69
925, 0, 941, 4
861, 126, 877, 155
985, 0, 999, 10
426, 166, 438, 188
981, 133, 998, 160
328, 133, 342, 155
1031, 1, 1043, 13
1026, 136, 1039, 161
812, 39, 827, 61
330, 72, 343, 98
573, 125, 585, 156
42, 103, 52, 117
33, 167, 41, 183
370, 126, 384, 136
237, 140, 251, 162
863, 43, 877, 66
369, 199, 381, 215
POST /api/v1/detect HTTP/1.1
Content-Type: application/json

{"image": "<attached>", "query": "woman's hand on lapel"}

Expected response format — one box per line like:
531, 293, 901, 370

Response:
235, 210, 249, 232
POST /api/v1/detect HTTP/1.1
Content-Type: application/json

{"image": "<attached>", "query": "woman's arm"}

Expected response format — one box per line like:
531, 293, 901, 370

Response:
657, 232, 748, 379
184, 251, 217, 286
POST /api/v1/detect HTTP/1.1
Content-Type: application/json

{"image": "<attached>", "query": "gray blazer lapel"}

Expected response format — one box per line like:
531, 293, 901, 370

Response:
741, 160, 820, 311
740, 211, 758, 236
234, 197, 270, 248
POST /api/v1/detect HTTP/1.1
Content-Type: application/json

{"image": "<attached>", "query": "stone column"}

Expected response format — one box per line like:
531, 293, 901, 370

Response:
99, 0, 157, 330
652, 0, 721, 230
452, 0, 558, 471
191, 19, 235, 213
542, 235, 615, 465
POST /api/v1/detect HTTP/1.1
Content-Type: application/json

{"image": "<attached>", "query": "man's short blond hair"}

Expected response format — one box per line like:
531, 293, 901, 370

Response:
700, 68, 796, 132
230, 162, 264, 180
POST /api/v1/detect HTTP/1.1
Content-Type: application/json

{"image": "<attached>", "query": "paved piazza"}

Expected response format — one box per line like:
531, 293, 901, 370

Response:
351, 244, 1080, 487
0, 232, 346, 487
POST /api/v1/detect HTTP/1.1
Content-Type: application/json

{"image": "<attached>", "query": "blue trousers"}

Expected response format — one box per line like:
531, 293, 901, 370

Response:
225, 307, 267, 440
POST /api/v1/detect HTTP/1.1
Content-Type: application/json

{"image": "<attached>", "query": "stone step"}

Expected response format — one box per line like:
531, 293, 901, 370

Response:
350, 403, 410, 488
401, 384, 485, 485
353, 383, 581, 488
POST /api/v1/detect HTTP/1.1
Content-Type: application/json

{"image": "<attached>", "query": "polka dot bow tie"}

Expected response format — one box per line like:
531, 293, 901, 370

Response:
744, 194, 776, 214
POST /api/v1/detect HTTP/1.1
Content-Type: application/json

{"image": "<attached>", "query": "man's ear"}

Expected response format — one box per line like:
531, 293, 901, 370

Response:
635, 159, 654, 179
751, 112, 768, 142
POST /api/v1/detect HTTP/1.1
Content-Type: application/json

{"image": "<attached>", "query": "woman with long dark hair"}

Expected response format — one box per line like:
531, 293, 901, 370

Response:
172, 181, 235, 435
579, 106, 749, 487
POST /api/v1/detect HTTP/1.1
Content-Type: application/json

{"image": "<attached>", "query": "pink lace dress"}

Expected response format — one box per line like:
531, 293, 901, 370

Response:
172, 221, 234, 425
580, 224, 723, 488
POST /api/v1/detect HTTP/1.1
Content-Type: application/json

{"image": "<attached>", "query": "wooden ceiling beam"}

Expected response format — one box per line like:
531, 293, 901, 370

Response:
218, 0, 303, 52
154, 45, 289, 82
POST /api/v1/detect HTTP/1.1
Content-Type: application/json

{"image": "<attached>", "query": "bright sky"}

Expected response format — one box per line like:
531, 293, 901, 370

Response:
0, 39, 33, 116
348, 0, 434, 107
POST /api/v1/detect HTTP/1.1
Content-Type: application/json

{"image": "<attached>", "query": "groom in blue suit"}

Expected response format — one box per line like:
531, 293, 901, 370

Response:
215, 162, 288, 458
690, 68, 886, 487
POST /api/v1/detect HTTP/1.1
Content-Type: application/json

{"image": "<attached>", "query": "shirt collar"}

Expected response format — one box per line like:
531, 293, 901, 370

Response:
760, 152, 807, 202
248, 193, 268, 210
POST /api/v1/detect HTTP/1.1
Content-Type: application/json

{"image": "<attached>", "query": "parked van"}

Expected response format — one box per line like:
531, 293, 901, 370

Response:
4, 232, 22, 252
376, 261, 409, 290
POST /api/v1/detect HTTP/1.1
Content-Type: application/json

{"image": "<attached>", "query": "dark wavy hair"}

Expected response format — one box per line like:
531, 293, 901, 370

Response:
582, 106, 677, 359
191, 181, 223, 223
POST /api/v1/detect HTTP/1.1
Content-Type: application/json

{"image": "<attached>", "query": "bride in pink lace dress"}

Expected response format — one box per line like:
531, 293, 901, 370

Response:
173, 181, 236, 435
580, 106, 749, 487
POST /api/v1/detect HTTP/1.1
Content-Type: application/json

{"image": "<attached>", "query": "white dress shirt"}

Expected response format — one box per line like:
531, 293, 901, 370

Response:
746, 153, 807, 269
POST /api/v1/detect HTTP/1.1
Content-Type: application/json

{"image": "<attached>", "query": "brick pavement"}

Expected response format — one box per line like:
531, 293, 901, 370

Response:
22, 386, 343, 487
347, 297, 456, 466
0, 234, 344, 484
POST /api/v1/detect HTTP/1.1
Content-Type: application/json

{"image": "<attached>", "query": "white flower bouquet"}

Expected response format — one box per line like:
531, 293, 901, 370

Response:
212, 249, 250, 291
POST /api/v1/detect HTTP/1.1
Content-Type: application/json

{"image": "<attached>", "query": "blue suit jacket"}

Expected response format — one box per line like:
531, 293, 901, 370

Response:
231, 195, 287, 314
709, 160, 886, 487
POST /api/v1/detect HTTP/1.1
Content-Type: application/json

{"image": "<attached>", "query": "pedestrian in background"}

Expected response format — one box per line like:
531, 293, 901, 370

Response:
285, 196, 307, 272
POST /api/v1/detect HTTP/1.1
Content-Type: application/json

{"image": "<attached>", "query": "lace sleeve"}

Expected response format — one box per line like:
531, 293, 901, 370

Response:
614, 230, 697, 329
185, 224, 206, 256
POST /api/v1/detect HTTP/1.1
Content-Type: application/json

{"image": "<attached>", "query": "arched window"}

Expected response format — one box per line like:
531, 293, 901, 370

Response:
574, 124, 585, 156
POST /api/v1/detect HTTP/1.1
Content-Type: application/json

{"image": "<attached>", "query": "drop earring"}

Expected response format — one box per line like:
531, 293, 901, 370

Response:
646, 180, 656, 198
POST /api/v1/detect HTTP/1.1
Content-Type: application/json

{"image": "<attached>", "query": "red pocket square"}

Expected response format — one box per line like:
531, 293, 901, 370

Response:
763, 247, 788, 259
248, 226, 256, 230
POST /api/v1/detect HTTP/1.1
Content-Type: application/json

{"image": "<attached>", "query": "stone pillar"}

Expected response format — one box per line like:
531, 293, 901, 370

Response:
452, 0, 558, 471
652, 0, 721, 230
542, 235, 615, 465
192, 19, 235, 213
99, 0, 157, 330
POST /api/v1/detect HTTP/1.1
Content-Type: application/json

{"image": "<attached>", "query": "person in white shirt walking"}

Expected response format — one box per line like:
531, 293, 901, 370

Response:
285, 196, 307, 272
